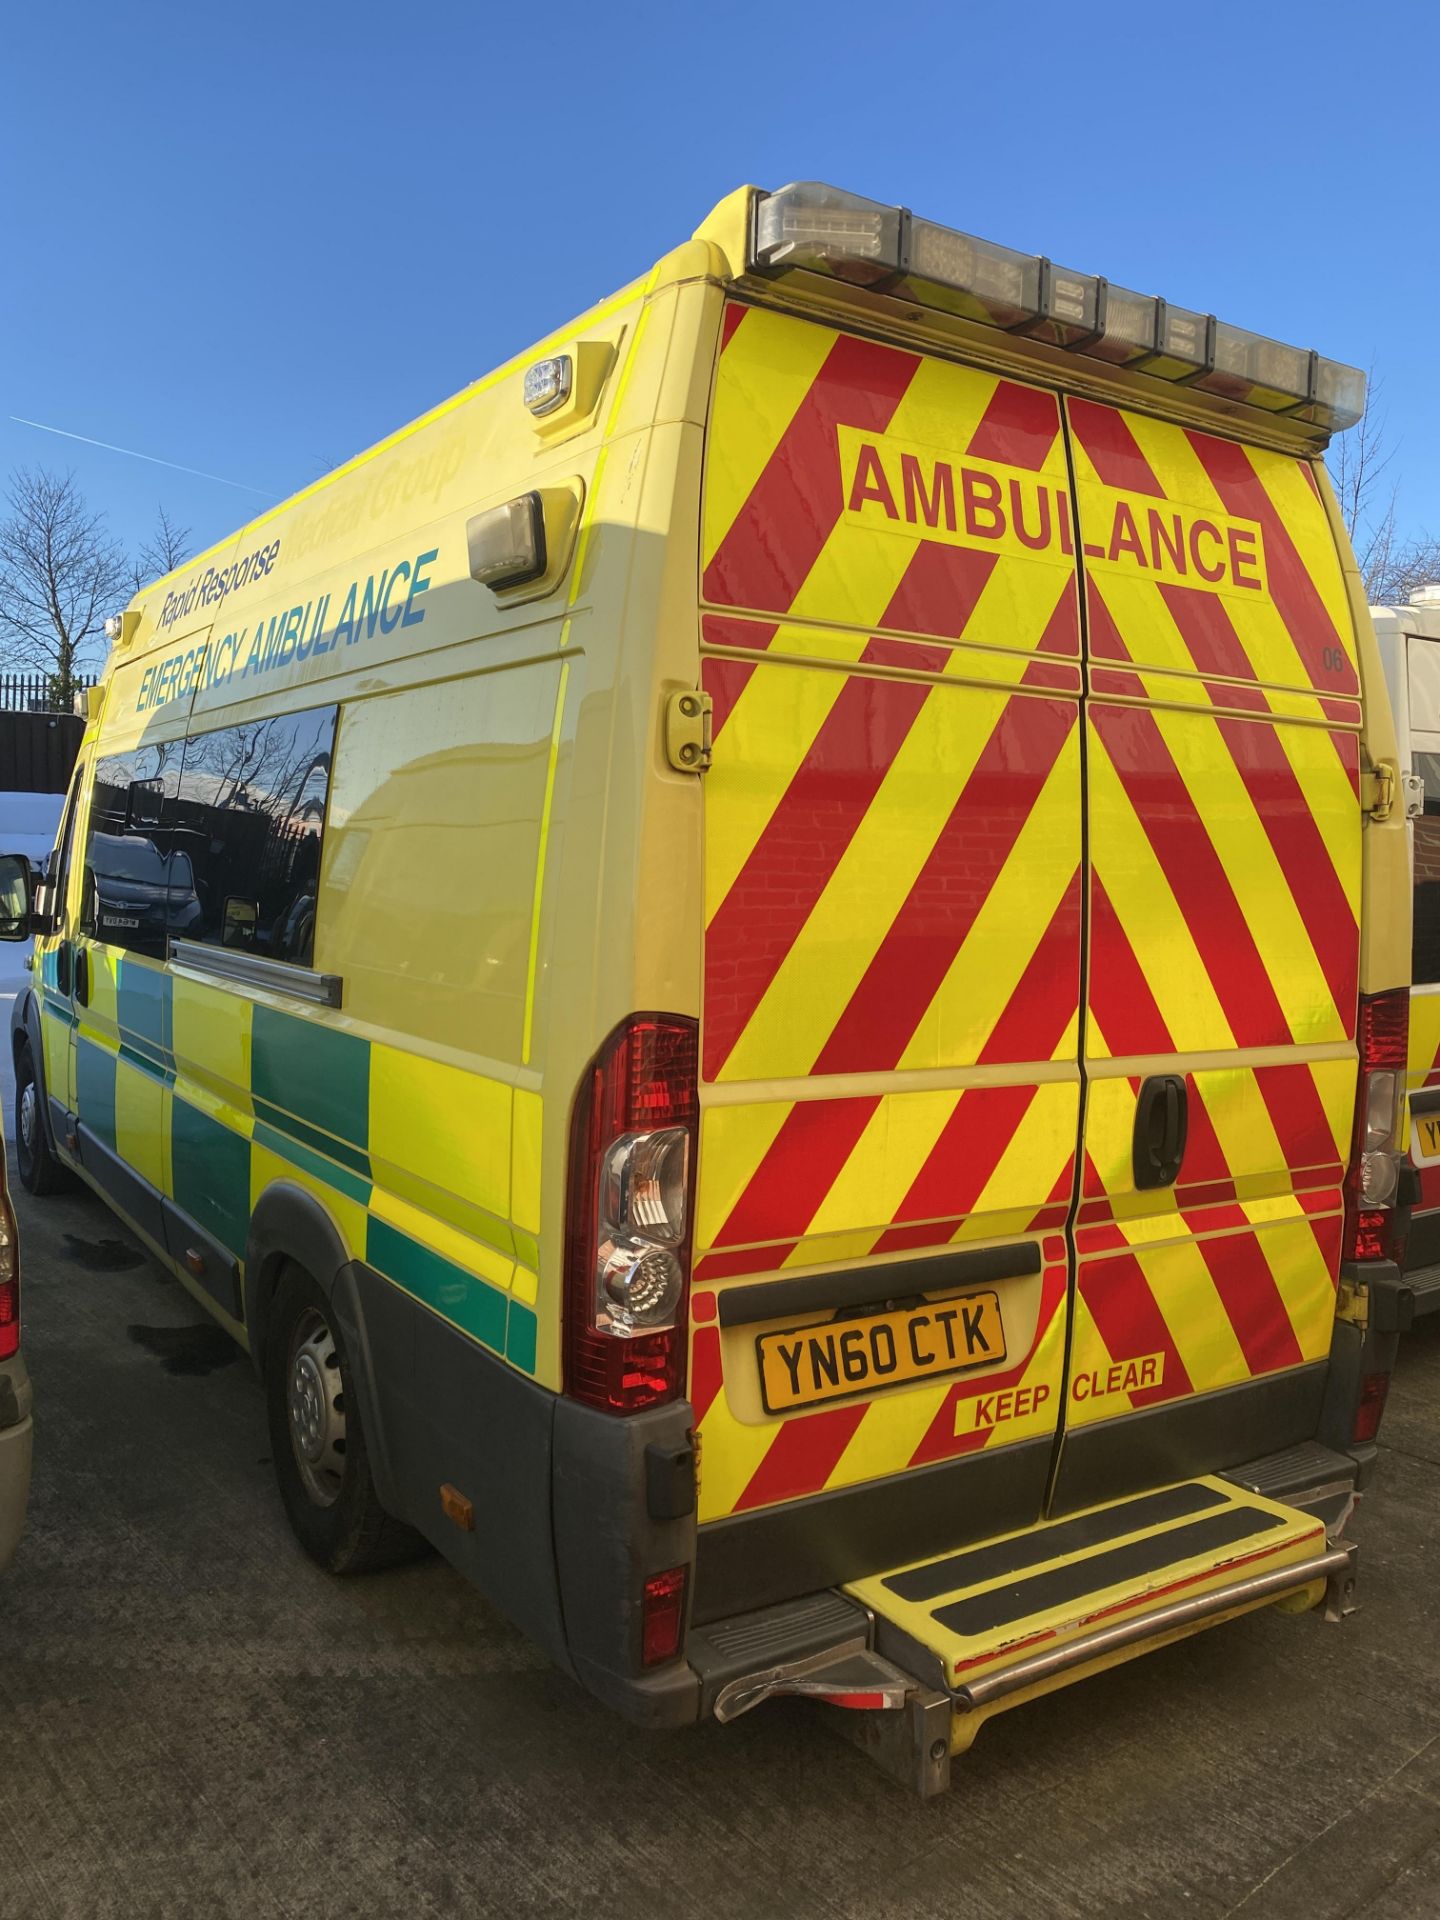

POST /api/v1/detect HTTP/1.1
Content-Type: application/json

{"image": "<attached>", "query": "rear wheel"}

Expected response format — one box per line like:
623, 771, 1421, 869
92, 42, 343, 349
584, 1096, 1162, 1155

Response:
265, 1265, 422, 1573
13, 1044, 71, 1196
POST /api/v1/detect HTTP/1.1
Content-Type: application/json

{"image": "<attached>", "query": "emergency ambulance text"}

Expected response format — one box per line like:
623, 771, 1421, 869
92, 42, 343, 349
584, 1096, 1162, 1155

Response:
839, 428, 1267, 597
135, 546, 438, 713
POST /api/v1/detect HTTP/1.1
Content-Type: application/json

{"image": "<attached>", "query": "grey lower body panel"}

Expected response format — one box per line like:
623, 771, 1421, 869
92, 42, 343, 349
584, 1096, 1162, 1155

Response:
693, 1435, 1053, 1626
551, 1397, 700, 1727
349, 1262, 572, 1674
1050, 1364, 1327, 1517
350, 1264, 700, 1726
76, 1123, 166, 1249
159, 1196, 242, 1321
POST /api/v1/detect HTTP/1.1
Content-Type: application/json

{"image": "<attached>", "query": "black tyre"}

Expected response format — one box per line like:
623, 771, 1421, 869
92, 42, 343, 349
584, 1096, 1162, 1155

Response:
265, 1264, 422, 1573
13, 1043, 72, 1197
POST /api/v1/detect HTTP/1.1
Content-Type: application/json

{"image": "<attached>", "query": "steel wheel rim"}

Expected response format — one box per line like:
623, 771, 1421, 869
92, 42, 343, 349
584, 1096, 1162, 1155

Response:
286, 1308, 346, 1508
18, 1078, 38, 1167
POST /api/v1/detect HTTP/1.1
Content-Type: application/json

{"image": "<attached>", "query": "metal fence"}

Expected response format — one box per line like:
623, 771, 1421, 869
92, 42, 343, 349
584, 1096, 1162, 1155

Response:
0, 670, 97, 713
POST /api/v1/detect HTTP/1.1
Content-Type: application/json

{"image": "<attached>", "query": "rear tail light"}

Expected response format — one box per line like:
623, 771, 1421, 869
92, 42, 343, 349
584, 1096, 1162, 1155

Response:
0, 1182, 19, 1361
1353, 1370, 1391, 1443
565, 1015, 698, 1414
641, 1566, 689, 1666
1344, 990, 1409, 1264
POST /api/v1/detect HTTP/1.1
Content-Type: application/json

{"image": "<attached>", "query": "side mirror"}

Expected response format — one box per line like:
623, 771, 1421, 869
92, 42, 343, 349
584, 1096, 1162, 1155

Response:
0, 854, 36, 942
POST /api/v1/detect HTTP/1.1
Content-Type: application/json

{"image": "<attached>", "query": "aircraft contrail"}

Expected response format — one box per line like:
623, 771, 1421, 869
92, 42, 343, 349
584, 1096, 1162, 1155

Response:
8, 416, 279, 498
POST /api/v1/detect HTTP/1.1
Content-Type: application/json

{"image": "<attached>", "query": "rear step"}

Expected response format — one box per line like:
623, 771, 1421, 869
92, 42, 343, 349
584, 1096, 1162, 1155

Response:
692, 1475, 1356, 1796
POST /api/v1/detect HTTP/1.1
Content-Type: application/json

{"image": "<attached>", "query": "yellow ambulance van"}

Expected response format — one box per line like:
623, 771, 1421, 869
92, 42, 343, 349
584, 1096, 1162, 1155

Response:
0, 182, 1412, 1792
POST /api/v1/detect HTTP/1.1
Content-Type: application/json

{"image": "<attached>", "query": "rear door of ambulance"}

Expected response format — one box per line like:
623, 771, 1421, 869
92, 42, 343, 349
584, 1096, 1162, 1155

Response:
1055, 397, 1361, 1512
690, 302, 1361, 1618
692, 303, 1085, 1616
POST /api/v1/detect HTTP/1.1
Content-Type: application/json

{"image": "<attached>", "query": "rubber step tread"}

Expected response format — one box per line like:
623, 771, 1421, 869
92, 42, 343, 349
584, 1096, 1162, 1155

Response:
934, 1503, 1281, 1635
1404, 1262, 1440, 1312
883, 1481, 1224, 1604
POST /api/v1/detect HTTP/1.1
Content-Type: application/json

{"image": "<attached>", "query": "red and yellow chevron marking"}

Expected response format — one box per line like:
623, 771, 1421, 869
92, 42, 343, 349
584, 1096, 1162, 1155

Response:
1090, 665, 1360, 730
700, 662, 1080, 1086
1085, 702, 1360, 1059
1070, 1192, 1343, 1424
703, 303, 1080, 658
1071, 391, 1360, 1447
695, 1080, 1078, 1282
1080, 1058, 1353, 1222
693, 305, 1084, 1518
689, 304, 1360, 1524
1065, 397, 1359, 697
1070, 1045, 1350, 1421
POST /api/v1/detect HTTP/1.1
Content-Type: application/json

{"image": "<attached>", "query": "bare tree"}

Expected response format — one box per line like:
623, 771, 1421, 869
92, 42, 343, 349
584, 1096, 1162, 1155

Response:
1327, 370, 1402, 599
1368, 534, 1440, 607
0, 467, 128, 704
131, 504, 192, 593
1327, 375, 1440, 606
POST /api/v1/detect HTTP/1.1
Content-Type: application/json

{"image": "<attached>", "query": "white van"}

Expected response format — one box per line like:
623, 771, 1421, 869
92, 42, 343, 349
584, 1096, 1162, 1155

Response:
1374, 586, 1440, 1321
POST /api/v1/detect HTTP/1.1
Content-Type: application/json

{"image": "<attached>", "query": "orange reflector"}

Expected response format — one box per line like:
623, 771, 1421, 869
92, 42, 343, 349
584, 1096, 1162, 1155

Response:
440, 1483, 475, 1532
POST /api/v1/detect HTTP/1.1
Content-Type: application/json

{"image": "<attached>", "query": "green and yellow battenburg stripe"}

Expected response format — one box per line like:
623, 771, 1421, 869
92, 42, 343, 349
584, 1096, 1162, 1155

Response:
49, 950, 543, 1378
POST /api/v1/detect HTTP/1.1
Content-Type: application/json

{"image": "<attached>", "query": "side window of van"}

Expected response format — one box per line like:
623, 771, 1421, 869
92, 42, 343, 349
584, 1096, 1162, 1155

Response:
1414, 749, 1440, 987
80, 741, 186, 959
171, 706, 336, 969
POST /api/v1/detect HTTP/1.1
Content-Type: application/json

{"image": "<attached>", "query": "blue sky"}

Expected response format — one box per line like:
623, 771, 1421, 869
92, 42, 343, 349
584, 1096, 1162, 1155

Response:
4, 0, 1436, 577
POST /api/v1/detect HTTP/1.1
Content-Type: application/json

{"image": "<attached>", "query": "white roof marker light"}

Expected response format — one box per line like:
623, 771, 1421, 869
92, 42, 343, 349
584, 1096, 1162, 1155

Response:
750, 182, 1365, 433
524, 355, 573, 417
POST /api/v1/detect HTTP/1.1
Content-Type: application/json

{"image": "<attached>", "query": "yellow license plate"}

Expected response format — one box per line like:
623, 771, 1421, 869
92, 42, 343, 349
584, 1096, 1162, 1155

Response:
756, 1291, 1007, 1415
1416, 1113, 1440, 1161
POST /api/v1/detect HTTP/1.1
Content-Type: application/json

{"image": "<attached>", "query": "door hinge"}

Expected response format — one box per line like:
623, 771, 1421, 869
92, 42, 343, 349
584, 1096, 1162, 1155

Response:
1361, 763, 1396, 820
665, 689, 713, 773
1335, 1278, 1370, 1328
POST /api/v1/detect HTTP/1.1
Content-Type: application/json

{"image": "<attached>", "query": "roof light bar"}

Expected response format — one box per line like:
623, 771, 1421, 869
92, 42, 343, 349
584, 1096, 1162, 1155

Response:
753, 183, 903, 287
905, 219, 1041, 329
748, 182, 1365, 432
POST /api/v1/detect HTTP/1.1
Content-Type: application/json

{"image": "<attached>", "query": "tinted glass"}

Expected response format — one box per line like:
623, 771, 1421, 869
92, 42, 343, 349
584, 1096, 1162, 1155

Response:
44, 755, 86, 927
171, 707, 335, 968
1415, 750, 1440, 986
81, 740, 186, 957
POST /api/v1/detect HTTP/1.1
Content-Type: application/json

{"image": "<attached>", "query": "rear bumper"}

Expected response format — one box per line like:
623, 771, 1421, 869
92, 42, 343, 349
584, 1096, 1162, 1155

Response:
687, 1527, 1355, 1796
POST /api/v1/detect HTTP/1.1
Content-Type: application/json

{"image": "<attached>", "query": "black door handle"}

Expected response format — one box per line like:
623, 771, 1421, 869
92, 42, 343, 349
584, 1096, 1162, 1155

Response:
74, 945, 90, 1008
1133, 1074, 1188, 1190
56, 941, 72, 997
